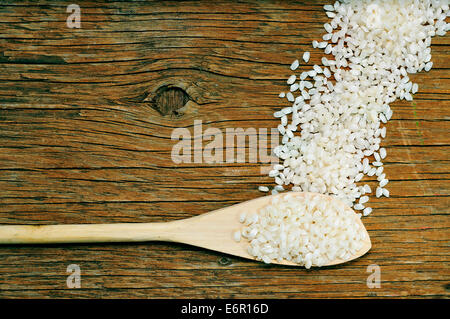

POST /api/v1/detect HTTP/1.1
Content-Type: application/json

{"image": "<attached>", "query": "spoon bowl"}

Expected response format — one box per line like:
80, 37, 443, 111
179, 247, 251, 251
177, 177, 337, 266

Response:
0, 192, 371, 267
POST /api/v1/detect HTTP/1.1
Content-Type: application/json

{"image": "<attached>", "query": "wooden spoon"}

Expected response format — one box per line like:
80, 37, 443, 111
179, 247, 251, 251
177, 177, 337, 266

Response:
0, 192, 371, 267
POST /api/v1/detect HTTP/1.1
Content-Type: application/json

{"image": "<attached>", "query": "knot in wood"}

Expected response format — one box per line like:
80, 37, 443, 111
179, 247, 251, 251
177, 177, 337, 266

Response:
152, 86, 190, 116
218, 256, 232, 266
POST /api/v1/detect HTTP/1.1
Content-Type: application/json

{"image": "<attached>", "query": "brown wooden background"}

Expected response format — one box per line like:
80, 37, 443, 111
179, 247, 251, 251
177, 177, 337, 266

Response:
0, 0, 449, 298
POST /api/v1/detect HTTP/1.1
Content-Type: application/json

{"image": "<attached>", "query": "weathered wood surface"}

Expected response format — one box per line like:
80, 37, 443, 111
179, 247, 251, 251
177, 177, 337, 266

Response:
0, 0, 449, 298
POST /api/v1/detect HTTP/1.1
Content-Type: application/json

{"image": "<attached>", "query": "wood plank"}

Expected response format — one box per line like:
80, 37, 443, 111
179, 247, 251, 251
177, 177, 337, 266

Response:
0, 0, 448, 298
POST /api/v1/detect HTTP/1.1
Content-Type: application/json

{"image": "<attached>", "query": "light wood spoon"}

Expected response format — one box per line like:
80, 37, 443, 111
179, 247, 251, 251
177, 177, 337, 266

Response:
0, 192, 371, 267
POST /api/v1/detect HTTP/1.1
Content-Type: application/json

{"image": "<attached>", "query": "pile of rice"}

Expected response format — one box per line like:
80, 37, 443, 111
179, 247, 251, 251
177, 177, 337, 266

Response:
261, 0, 449, 216
248, 0, 448, 267
235, 193, 368, 268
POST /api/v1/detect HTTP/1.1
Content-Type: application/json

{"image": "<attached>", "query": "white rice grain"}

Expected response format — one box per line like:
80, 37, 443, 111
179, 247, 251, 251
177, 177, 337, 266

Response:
303, 51, 310, 63
379, 179, 389, 188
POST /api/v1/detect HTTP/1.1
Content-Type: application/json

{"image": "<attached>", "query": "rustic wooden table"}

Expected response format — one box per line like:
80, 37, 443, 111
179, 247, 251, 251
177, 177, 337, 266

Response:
0, 0, 449, 298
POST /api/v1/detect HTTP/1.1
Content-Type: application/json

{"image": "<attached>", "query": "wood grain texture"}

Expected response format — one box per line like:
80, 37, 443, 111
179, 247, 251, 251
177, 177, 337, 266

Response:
0, 0, 449, 298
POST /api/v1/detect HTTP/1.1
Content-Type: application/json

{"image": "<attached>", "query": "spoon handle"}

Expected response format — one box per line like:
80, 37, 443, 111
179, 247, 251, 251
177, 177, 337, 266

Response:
0, 222, 181, 244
